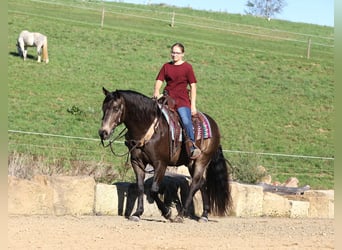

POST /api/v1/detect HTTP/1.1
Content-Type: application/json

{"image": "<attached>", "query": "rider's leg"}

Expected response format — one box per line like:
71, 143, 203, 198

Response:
177, 107, 201, 158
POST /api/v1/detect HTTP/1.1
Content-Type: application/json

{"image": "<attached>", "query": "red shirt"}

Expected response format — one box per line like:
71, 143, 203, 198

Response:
156, 61, 197, 108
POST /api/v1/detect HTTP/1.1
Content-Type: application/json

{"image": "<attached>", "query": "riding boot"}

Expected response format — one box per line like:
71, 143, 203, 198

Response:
185, 139, 201, 159
185, 138, 192, 156
190, 144, 201, 159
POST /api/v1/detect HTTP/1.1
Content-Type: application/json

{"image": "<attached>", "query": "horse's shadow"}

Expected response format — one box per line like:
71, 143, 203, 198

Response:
114, 174, 198, 222
9, 51, 35, 60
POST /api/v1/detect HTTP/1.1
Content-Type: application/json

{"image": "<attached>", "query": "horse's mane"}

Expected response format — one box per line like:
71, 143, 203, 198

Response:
116, 90, 161, 121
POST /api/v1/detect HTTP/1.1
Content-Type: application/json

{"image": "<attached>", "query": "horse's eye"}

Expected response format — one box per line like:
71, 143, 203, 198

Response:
113, 106, 120, 112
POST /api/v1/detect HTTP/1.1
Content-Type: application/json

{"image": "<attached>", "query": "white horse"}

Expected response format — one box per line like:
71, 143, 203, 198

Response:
16, 30, 49, 63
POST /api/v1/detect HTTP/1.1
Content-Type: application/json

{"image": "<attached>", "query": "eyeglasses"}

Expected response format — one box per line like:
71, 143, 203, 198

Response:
171, 51, 183, 55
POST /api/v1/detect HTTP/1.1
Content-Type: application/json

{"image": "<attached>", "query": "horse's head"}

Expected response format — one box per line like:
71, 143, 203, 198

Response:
98, 87, 125, 143
16, 41, 22, 56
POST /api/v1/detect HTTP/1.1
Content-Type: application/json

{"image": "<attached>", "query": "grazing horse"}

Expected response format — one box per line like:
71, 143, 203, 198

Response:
16, 30, 49, 63
99, 88, 232, 222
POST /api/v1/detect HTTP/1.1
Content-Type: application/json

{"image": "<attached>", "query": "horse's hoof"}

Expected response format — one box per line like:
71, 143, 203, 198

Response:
162, 208, 171, 220
163, 209, 172, 220
173, 216, 184, 223
128, 215, 140, 222
198, 216, 208, 223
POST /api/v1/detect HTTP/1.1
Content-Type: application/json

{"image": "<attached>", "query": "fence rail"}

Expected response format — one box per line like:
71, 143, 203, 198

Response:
8, 129, 334, 161
12, 0, 335, 52
8, 129, 334, 189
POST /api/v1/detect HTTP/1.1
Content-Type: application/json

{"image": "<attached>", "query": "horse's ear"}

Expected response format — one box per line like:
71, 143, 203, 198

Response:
102, 87, 110, 96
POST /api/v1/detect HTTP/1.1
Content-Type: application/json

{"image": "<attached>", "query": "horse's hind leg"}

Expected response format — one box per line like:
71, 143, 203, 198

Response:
180, 168, 206, 221
198, 186, 210, 222
37, 46, 42, 63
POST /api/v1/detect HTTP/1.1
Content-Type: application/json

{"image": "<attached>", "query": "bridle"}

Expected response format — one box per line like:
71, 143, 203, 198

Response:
101, 126, 129, 157
100, 101, 132, 157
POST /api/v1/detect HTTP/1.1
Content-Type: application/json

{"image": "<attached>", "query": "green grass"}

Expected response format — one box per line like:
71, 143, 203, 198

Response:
8, 0, 334, 189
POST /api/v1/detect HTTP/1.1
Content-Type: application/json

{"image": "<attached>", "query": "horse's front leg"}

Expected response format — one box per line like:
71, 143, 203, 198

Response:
149, 163, 172, 221
23, 49, 27, 60
150, 181, 172, 220
128, 160, 145, 222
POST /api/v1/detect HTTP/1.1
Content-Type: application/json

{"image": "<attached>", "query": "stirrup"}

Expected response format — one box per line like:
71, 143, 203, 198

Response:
190, 146, 201, 159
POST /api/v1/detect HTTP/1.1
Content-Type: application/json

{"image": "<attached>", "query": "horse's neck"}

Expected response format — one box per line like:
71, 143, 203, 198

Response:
125, 116, 156, 134
124, 106, 158, 140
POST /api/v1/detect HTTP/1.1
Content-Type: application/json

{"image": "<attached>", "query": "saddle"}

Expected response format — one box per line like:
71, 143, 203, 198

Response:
157, 95, 211, 159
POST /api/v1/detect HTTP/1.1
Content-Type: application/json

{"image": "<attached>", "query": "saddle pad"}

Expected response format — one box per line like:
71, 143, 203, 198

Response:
195, 112, 212, 140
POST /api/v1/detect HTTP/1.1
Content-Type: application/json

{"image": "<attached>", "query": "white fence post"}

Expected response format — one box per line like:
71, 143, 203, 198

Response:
171, 11, 175, 27
101, 7, 105, 28
306, 37, 311, 59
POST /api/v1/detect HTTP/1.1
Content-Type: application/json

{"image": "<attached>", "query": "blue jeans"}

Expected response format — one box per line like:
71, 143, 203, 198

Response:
177, 107, 195, 142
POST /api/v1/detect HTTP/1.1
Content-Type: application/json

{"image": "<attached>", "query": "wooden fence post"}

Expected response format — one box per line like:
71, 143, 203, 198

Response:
101, 7, 105, 28
306, 37, 311, 59
171, 11, 175, 27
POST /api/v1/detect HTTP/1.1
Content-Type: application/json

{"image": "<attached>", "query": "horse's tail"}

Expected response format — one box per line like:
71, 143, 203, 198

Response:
42, 37, 49, 63
206, 145, 232, 216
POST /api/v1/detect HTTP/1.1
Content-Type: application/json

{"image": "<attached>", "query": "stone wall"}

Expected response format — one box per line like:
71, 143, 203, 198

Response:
8, 175, 334, 218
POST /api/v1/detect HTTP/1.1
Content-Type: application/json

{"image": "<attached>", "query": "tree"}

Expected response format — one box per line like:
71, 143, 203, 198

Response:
245, 0, 286, 19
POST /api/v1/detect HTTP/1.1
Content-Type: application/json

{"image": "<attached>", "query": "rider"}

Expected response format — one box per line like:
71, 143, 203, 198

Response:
153, 42, 201, 159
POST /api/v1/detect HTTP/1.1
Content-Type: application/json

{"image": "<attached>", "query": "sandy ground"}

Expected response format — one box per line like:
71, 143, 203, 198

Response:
8, 215, 334, 249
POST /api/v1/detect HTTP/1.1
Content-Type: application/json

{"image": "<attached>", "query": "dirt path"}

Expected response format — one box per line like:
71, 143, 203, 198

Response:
8, 215, 334, 249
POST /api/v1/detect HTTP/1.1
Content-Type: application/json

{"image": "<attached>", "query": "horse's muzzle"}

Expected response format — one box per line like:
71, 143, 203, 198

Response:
98, 129, 109, 142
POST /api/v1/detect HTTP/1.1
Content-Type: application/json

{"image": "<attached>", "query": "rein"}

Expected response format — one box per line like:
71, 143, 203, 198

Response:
101, 126, 130, 157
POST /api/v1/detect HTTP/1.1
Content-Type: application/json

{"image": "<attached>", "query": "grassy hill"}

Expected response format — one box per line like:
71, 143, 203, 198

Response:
8, 0, 334, 189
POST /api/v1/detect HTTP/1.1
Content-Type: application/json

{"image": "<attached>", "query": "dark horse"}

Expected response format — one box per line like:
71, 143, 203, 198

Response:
98, 87, 232, 222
